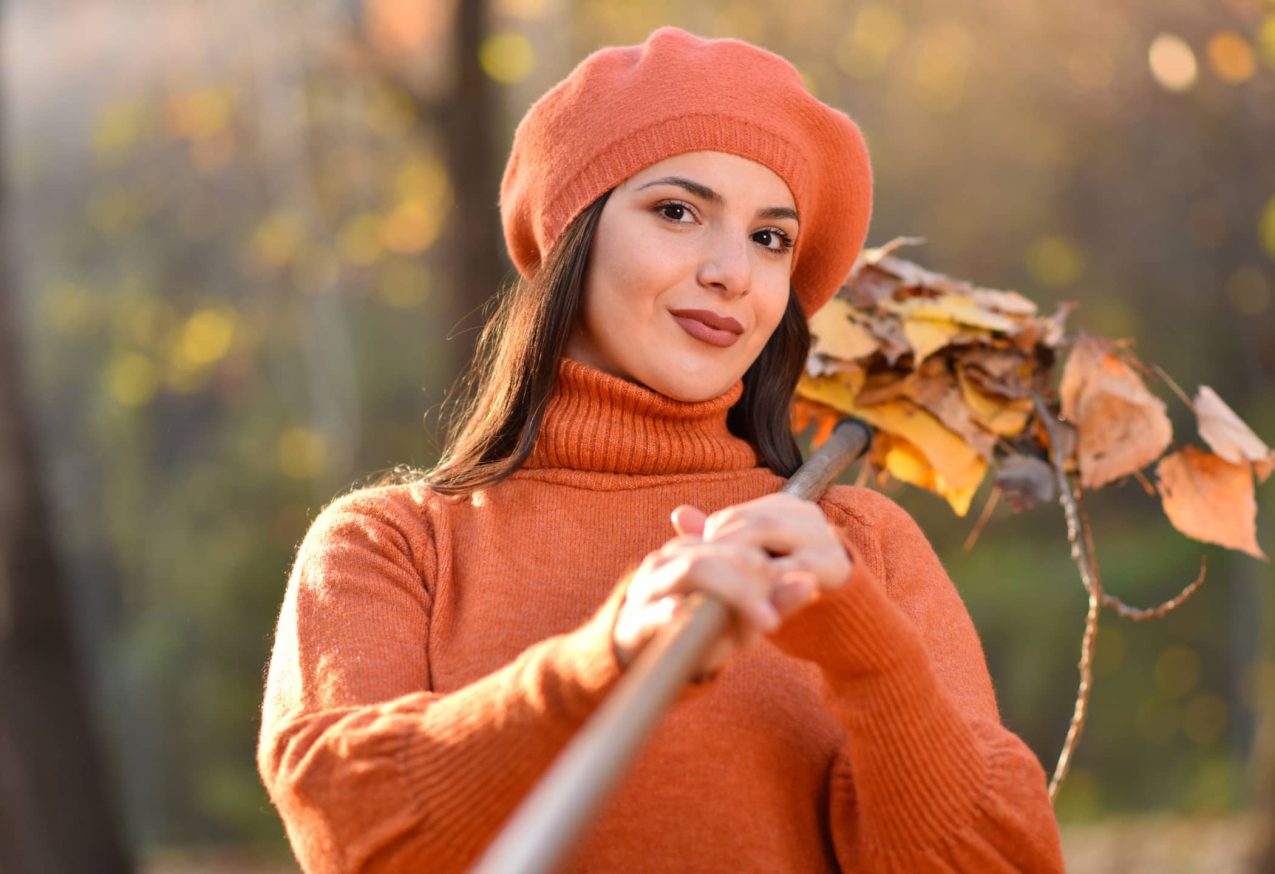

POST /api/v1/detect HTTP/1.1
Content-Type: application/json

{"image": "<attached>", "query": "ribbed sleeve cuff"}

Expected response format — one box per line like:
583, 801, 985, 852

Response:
768, 539, 990, 849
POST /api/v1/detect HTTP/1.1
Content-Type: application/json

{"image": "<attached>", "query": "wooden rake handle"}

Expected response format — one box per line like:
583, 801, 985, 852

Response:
472, 418, 872, 874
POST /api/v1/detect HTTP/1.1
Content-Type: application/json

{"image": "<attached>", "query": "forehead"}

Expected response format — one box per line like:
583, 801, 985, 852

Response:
622, 151, 797, 210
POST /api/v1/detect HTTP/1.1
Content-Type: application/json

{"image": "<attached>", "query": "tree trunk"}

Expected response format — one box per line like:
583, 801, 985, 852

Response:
0, 24, 133, 873
442, 0, 503, 372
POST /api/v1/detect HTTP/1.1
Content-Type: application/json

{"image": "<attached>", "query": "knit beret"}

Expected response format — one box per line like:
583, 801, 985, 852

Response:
499, 26, 873, 316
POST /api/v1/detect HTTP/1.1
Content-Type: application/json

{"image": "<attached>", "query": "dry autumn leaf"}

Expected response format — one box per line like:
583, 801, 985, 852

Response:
1060, 335, 1172, 489
902, 317, 960, 366
1157, 446, 1267, 560
958, 368, 1033, 437
869, 432, 982, 516
799, 373, 988, 514
1194, 386, 1275, 483
809, 298, 880, 361
795, 240, 1274, 563
882, 295, 1018, 334
995, 454, 1055, 511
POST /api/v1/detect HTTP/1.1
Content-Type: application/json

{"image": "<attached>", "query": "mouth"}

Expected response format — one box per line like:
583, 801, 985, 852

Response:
668, 308, 745, 348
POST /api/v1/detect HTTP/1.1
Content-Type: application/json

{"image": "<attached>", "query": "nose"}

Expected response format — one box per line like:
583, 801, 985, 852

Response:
696, 227, 751, 299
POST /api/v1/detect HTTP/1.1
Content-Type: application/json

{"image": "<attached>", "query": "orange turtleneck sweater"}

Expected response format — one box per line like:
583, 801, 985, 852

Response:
257, 359, 1065, 873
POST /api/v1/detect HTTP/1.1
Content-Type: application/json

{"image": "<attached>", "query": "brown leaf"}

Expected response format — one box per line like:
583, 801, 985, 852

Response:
870, 252, 945, 291
1059, 335, 1105, 422
1040, 302, 1076, 348
995, 454, 1056, 511
858, 311, 911, 365
844, 264, 899, 308
1060, 336, 1172, 489
1157, 447, 1266, 560
1194, 386, 1275, 483
957, 368, 1033, 437
960, 350, 1034, 399
968, 286, 1038, 318
859, 236, 927, 265
901, 367, 998, 460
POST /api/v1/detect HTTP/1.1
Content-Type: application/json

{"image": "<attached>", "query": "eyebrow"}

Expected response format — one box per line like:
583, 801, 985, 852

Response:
636, 175, 799, 224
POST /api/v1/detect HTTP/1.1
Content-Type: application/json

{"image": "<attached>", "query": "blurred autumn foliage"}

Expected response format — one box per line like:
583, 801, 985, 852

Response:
3, 0, 1273, 868
797, 239, 1273, 559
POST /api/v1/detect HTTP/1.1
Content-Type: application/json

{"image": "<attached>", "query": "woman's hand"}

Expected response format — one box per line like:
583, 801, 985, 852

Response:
687, 493, 853, 595
611, 494, 852, 676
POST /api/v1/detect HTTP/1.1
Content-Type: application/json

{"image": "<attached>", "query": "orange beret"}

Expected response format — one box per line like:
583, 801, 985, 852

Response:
500, 26, 873, 316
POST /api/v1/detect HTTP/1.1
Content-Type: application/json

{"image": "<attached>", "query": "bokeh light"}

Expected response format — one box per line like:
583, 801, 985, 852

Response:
480, 31, 536, 84
277, 427, 328, 480
1206, 31, 1257, 83
835, 4, 908, 80
1154, 646, 1202, 699
1149, 33, 1198, 92
1226, 266, 1271, 314
106, 353, 159, 408
1025, 235, 1086, 287
1260, 194, 1275, 261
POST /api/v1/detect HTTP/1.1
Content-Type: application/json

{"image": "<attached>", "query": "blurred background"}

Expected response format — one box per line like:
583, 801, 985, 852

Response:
1, 0, 1273, 871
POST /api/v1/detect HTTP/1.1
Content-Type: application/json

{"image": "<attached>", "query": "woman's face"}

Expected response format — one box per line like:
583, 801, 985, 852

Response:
566, 150, 798, 402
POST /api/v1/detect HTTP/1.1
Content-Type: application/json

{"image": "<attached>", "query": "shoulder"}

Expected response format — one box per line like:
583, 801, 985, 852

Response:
817, 485, 944, 582
299, 481, 461, 566
817, 483, 921, 539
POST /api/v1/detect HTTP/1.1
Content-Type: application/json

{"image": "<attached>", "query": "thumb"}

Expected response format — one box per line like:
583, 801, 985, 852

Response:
670, 505, 708, 538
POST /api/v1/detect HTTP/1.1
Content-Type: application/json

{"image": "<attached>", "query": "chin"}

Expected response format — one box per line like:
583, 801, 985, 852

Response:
641, 362, 740, 403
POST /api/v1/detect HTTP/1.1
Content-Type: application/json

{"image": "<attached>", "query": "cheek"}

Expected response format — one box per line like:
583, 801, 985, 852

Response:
755, 274, 792, 334
585, 220, 682, 320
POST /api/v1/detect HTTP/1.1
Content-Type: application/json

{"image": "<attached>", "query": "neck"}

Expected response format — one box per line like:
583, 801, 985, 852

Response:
522, 358, 759, 475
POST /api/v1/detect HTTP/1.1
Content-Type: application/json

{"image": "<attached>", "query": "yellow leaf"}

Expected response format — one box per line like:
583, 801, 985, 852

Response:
801, 373, 987, 500
858, 400, 987, 492
883, 294, 1018, 333
797, 372, 865, 415
872, 432, 982, 516
902, 317, 960, 366
958, 368, 1033, 436
809, 298, 880, 360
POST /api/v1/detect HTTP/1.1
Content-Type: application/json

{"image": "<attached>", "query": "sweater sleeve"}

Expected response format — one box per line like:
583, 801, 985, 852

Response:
767, 486, 1065, 873
256, 486, 629, 873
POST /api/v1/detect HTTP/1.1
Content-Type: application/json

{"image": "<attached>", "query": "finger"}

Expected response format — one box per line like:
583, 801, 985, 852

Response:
702, 501, 821, 554
770, 549, 852, 591
770, 571, 817, 616
671, 505, 708, 538
702, 570, 780, 633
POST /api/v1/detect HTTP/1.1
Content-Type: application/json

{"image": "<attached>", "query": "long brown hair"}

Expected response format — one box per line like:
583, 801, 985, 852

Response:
425, 191, 811, 494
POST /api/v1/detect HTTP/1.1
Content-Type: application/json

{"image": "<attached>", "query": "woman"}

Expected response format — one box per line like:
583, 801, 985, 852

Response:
257, 27, 1065, 873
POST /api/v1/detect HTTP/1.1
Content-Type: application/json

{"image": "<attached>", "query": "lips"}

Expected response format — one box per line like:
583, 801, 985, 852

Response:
668, 308, 744, 348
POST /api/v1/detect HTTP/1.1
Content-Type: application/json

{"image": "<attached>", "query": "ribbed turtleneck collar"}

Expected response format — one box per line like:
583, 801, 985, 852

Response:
522, 358, 760, 475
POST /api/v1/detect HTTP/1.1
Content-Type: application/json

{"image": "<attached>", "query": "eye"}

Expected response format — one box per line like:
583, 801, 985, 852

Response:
655, 200, 697, 224
753, 227, 795, 254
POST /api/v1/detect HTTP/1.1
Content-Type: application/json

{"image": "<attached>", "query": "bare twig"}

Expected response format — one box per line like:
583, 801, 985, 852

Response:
1099, 559, 1207, 621
963, 486, 1000, 552
1131, 468, 1157, 497
853, 458, 873, 489
1033, 395, 1101, 802
1150, 363, 1195, 411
